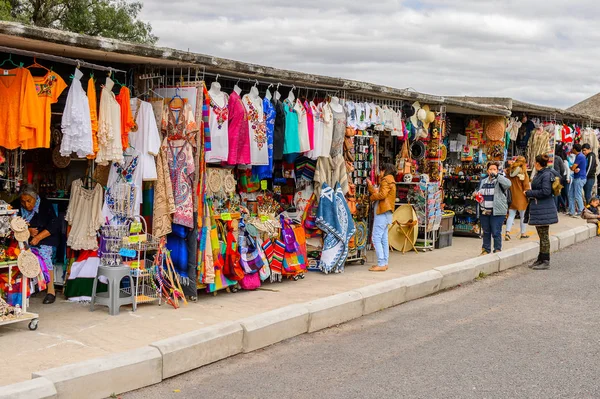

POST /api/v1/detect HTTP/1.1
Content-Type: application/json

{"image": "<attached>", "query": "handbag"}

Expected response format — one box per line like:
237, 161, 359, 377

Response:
239, 271, 261, 290
283, 225, 307, 273
281, 215, 299, 253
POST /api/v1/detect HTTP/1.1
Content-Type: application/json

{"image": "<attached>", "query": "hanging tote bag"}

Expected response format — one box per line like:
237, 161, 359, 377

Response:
223, 221, 244, 282
283, 224, 308, 274
281, 215, 299, 253
238, 221, 265, 274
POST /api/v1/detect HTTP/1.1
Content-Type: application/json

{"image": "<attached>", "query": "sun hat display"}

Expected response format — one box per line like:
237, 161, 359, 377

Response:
485, 117, 506, 141
207, 168, 223, 195
52, 145, 71, 168
11, 217, 30, 243
410, 102, 421, 128
17, 249, 41, 278
402, 103, 415, 119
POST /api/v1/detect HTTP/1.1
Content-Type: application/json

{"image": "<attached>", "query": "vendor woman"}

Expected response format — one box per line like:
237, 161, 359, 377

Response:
12, 185, 60, 304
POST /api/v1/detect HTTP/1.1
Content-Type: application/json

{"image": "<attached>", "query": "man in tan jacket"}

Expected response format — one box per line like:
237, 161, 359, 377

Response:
367, 163, 397, 272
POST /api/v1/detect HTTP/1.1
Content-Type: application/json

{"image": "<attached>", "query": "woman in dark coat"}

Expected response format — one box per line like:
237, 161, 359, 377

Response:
525, 154, 559, 270
12, 184, 61, 303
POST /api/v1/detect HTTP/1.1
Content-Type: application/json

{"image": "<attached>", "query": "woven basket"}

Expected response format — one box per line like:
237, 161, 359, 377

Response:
485, 118, 506, 141
18, 250, 41, 278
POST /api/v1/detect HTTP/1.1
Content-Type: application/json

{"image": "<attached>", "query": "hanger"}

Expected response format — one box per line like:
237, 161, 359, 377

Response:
0, 54, 23, 76
26, 57, 50, 73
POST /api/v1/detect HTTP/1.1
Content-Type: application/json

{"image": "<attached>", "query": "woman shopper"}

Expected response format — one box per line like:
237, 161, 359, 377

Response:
505, 156, 531, 241
476, 162, 511, 255
553, 145, 568, 212
367, 163, 397, 272
525, 154, 559, 270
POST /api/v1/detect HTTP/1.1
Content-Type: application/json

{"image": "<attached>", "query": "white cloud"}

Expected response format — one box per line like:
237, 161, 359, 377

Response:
140, 0, 600, 108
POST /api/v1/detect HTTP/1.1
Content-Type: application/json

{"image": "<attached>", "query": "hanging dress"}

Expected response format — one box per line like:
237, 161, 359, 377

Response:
101, 149, 142, 221
129, 99, 161, 181
304, 100, 315, 159
115, 86, 135, 150
321, 102, 334, 157
272, 98, 286, 161
294, 99, 310, 153
206, 92, 229, 163
60, 69, 93, 157
253, 98, 276, 179
330, 107, 346, 158
283, 99, 300, 155
243, 94, 269, 166
310, 101, 324, 159
227, 91, 251, 165
0, 67, 38, 149
87, 77, 99, 159
65, 179, 103, 250
96, 78, 123, 165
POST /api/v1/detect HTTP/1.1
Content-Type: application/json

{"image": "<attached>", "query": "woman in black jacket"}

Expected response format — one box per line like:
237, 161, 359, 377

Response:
525, 154, 559, 270
12, 185, 61, 303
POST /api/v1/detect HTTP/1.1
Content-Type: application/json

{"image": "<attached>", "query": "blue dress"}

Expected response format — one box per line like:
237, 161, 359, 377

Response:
253, 98, 276, 179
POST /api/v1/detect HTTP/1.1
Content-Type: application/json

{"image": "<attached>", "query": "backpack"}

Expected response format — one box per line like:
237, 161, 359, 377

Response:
500, 184, 512, 207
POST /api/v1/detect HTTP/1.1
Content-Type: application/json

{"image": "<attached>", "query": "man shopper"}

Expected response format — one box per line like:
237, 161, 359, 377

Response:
582, 143, 597, 204
568, 144, 587, 217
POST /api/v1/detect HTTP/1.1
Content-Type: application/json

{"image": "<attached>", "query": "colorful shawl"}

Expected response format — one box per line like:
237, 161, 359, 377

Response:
316, 183, 355, 274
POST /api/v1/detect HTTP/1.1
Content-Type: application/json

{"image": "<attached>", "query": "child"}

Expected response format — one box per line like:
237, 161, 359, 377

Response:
582, 196, 600, 235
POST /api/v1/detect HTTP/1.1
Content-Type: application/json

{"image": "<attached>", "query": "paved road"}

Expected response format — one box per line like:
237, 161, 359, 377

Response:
125, 238, 600, 399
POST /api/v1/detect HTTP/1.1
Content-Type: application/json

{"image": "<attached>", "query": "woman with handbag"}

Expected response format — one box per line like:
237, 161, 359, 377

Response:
475, 162, 511, 255
505, 156, 531, 241
525, 154, 559, 270
366, 163, 397, 272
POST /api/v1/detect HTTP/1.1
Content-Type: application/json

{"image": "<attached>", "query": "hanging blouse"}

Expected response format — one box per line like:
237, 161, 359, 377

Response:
115, 86, 135, 150
304, 100, 315, 158
321, 102, 334, 157
61, 69, 93, 158
96, 78, 123, 165
205, 92, 229, 163
0, 67, 39, 149
310, 101, 324, 159
243, 94, 268, 165
252, 98, 276, 179
87, 77, 99, 159
129, 99, 161, 181
161, 102, 198, 143
283, 99, 300, 155
165, 139, 195, 228
227, 91, 251, 165
330, 107, 346, 158
102, 150, 143, 221
65, 179, 103, 250
22, 71, 67, 149
294, 99, 310, 153
345, 101, 357, 129
272, 98, 286, 161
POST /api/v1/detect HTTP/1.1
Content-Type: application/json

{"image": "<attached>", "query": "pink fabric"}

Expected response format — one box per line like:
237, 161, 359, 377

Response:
304, 100, 314, 151
227, 91, 251, 165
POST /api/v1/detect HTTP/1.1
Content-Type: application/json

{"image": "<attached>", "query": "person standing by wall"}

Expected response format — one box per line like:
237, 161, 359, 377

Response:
505, 156, 531, 241
582, 143, 597, 205
367, 163, 397, 272
568, 144, 587, 217
525, 154, 559, 270
476, 162, 511, 255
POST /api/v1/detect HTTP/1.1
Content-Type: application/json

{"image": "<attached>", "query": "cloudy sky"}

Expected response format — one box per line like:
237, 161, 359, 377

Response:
140, 0, 600, 108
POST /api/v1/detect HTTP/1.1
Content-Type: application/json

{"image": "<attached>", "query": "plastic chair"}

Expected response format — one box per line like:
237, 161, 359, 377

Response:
90, 265, 135, 315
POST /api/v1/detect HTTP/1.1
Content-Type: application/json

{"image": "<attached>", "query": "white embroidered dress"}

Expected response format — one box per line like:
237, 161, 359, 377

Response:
129, 99, 161, 181
60, 68, 93, 157
65, 179, 104, 250
96, 78, 123, 166
243, 94, 268, 165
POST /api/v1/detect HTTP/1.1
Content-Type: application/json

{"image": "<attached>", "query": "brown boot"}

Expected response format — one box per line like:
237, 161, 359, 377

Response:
369, 266, 387, 272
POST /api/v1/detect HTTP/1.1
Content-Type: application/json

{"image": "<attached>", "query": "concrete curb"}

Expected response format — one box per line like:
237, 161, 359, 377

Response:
15, 225, 597, 399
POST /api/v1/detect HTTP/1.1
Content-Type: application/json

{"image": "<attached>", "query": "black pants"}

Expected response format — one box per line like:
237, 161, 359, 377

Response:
536, 225, 550, 261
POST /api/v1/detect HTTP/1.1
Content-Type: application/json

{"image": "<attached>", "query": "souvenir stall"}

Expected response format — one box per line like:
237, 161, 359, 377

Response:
442, 114, 507, 237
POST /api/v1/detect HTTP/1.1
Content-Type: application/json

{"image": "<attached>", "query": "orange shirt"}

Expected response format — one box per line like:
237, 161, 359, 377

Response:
22, 71, 67, 149
87, 77, 99, 159
0, 68, 39, 149
115, 86, 135, 150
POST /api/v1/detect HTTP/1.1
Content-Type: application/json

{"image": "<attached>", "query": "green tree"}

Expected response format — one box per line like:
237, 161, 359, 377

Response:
1, 0, 157, 44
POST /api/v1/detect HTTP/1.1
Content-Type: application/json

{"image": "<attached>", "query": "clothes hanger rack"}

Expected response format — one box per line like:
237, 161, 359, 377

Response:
0, 45, 125, 73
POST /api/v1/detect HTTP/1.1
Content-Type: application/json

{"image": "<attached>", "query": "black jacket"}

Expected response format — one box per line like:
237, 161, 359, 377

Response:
526, 167, 559, 226
586, 152, 597, 179
11, 198, 61, 247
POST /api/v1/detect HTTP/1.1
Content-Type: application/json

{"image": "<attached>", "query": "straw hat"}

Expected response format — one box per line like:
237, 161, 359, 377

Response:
421, 105, 435, 131
485, 117, 506, 141
410, 102, 421, 127
17, 249, 40, 278
11, 217, 30, 243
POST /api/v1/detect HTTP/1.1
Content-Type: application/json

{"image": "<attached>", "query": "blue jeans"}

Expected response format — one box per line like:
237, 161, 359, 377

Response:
372, 211, 392, 266
480, 214, 504, 253
569, 178, 586, 215
584, 177, 596, 205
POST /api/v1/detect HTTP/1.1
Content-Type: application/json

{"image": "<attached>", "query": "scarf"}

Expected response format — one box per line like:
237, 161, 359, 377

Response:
316, 183, 356, 274
21, 196, 41, 223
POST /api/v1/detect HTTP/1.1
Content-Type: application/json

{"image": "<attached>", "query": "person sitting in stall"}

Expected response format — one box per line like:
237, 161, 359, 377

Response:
11, 184, 60, 304
582, 196, 600, 234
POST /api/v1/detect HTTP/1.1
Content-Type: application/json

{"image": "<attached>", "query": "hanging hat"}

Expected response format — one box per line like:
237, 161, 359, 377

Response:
402, 103, 415, 119
485, 117, 506, 141
52, 145, 71, 168
410, 102, 421, 128
207, 168, 223, 195
17, 249, 41, 278
411, 140, 426, 160
421, 105, 435, 131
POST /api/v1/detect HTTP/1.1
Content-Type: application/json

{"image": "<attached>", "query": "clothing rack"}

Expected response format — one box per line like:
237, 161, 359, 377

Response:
0, 45, 126, 73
